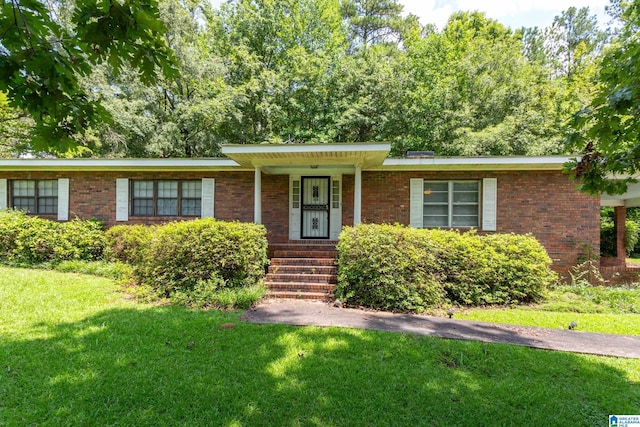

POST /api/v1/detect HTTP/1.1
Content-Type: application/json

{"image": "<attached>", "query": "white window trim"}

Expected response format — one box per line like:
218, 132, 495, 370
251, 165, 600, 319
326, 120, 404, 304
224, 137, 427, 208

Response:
289, 176, 301, 240
57, 178, 69, 221
0, 179, 7, 210
201, 178, 215, 218
116, 178, 129, 221
117, 178, 214, 221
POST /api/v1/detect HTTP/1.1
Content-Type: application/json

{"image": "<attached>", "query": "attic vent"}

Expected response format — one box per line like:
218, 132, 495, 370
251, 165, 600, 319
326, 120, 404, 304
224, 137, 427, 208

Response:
406, 151, 435, 158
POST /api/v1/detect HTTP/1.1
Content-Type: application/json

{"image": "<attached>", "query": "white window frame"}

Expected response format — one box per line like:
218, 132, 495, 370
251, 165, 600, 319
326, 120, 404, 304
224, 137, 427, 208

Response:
422, 180, 480, 228
8, 179, 69, 219
410, 178, 497, 231
117, 178, 214, 222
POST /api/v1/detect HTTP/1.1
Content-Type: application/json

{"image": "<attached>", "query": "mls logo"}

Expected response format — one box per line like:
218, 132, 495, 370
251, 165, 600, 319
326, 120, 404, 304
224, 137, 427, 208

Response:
611, 416, 618, 427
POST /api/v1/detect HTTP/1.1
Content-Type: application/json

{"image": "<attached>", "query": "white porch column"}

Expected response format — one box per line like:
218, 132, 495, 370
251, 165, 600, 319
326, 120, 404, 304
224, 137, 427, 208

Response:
354, 165, 362, 225
254, 166, 262, 224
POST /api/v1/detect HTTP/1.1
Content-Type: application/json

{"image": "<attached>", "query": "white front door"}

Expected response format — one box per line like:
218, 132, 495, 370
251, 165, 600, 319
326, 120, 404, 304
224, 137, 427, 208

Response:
301, 176, 330, 239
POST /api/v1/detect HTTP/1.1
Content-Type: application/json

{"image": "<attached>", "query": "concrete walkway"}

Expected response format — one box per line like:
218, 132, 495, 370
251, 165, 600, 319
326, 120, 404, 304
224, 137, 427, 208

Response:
241, 299, 640, 359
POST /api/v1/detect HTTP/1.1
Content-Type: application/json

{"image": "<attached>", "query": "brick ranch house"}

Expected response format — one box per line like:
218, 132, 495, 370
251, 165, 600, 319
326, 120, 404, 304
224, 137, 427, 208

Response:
0, 143, 635, 285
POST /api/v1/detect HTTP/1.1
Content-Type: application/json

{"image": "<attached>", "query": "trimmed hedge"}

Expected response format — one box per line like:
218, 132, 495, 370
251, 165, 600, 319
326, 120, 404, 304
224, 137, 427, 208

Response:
135, 219, 269, 298
104, 224, 155, 265
336, 224, 557, 312
336, 224, 445, 312
0, 210, 105, 264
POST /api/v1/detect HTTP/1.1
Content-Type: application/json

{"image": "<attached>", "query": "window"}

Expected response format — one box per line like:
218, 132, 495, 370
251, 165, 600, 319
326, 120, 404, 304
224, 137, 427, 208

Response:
331, 179, 340, 209
131, 180, 201, 217
423, 181, 479, 228
11, 180, 58, 215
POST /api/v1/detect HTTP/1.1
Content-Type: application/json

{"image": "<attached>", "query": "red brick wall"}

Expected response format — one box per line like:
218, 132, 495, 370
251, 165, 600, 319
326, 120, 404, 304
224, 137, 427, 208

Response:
0, 171, 254, 226
342, 174, 354, 228
0, 168, 600, 273
261, 174, 289, 244
359, 170, 600, 273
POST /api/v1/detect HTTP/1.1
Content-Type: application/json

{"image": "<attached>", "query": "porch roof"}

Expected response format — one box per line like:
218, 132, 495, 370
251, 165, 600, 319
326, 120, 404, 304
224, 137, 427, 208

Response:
601, 182, 640, 207
220, 143, 391, 168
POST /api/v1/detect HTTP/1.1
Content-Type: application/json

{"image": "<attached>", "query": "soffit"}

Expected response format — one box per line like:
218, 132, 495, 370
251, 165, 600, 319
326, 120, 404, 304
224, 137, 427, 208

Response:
220, 143, 391, 168
601, 182, 640, 207
375, 156, 574, 171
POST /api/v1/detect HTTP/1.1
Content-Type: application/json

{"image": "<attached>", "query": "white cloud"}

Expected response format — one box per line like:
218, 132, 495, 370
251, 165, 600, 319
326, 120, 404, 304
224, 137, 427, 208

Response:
400, 0, 609, 30
401, 0, 454, 30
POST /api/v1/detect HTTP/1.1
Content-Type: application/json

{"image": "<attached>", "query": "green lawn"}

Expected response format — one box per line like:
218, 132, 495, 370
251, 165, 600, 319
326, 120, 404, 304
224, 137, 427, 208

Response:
458, 284, 640, 336
1, 266, 639, 426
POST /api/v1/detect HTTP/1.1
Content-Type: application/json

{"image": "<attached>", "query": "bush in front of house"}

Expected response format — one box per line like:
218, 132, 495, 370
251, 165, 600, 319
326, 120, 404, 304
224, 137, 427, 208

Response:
104, 224, 155, 265
336, 224, 446, 312
0, 209, 105, 264
135, 218, 269, 303
440, 232, 555, 305
335, 224, 557, 312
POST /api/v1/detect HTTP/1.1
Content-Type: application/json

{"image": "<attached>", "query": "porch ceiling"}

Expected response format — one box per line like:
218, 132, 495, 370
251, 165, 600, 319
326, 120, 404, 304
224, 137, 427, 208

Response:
601, 182, 640, 207
220, 143, 391, 169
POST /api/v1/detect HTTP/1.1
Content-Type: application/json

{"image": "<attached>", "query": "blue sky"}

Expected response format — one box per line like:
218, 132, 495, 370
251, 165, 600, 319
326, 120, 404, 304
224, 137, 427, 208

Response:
401, 0, 610, 30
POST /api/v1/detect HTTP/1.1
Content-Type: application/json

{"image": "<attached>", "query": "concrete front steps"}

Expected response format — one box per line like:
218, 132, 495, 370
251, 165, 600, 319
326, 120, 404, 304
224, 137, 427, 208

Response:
265, 243, 338, 300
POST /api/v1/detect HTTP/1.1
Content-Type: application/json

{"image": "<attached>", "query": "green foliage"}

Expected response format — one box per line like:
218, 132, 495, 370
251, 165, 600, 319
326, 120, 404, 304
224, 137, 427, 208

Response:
567, 1, 640, 194
336, 224, 446, 312
336, 224, 557, 312
170, 277, 265, 309
442, 232, 556, 305
53, 260, 133, 281
0, 210, 105, 264
0, 0, 177, 153
104, 224, 155, 265
2, 265, 639, 426
600, 214, 640, 257
550, 282, 640, 314
88, 1, 593, 158
137, 218, 268, 298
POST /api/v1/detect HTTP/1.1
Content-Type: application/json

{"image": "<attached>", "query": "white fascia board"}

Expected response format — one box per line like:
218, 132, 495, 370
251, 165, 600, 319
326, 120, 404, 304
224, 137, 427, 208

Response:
376, 156, 573, 171
0, 158, 247, 171
221, 143, 391, 155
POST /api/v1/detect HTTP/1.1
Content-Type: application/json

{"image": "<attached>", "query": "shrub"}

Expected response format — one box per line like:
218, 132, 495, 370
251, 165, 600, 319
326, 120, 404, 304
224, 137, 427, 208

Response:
104, 224, 155, 264
336, 224, 446, 312
0, 209, 32, 258
0, 210, 105, 264
336, 224, 557, 312
137, 218, 268, 298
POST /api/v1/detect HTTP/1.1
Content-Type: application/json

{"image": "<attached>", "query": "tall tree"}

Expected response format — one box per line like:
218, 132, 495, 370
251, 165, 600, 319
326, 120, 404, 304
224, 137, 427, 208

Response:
545, 7, 606, 79
400, 11, 564, 157
91, 0, 235, 157
0, 91, 32, 157
567, 0, 640, 195
341, 0, 418, 50
0, 0, 178, 154
207, 0, 346, 144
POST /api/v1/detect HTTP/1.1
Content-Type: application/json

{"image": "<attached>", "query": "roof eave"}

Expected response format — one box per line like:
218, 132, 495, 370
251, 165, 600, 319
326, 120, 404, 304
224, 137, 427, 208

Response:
0, 159, 248, 172
375, 156, 573, 171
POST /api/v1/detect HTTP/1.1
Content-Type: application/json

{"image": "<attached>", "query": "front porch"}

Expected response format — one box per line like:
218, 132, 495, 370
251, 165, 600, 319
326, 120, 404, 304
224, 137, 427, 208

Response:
600, 183, 640, 284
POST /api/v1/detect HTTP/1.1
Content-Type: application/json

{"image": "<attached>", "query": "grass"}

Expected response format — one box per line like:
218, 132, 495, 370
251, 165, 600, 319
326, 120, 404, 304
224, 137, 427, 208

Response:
1, 265, 640, 426
457, 283, 640, 336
